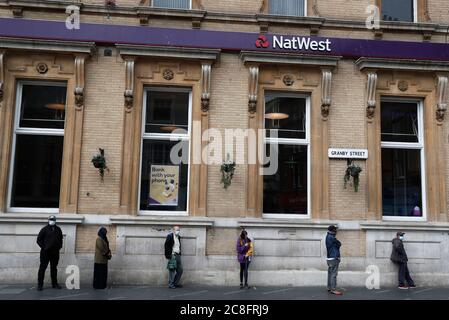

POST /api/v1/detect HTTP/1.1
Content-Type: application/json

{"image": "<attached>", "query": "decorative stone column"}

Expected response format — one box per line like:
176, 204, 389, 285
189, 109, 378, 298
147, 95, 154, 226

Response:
436, 75, 448, 124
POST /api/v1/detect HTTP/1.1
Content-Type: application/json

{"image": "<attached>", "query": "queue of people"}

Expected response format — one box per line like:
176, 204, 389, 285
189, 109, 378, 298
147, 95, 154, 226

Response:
35, 216, 417, 293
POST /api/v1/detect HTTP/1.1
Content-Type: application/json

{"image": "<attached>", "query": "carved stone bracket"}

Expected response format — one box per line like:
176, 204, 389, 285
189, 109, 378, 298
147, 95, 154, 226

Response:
124, 58, 135, 113
74, 55, 86, 111
248, 66, 259, 116
321, 69, 332, 119
366, 72, 378, 119
200, 62, 211, 113
0, 50, 5, 105
436, 75, 448, 124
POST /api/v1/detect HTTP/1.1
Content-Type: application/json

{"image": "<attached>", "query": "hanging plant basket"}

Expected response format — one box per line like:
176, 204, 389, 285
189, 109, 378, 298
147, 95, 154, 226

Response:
344, 160, 362, 192
91, 148, 109, 181
220, 154, 236, 189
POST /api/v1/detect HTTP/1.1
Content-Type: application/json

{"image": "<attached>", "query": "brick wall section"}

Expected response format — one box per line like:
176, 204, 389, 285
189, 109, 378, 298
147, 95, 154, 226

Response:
206, 227, 240, 255
337, 230, 366, 257
201, 0, 263, 14
78, 48, 125, 214
207, 53, 248, 217
317, 0, 372, 21
75, 225, 117, 253
328, 60, 367, 220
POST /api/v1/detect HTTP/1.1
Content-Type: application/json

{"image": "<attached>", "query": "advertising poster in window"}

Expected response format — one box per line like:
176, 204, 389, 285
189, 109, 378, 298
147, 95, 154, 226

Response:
149, 165, 179, 206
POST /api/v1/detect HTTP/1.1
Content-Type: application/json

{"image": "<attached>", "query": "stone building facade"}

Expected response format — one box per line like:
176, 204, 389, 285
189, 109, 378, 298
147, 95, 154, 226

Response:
0, 0, 449, 286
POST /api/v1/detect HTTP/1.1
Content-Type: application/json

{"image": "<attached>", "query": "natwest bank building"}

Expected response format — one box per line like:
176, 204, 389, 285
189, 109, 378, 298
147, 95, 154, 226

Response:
0, 0, 449, 286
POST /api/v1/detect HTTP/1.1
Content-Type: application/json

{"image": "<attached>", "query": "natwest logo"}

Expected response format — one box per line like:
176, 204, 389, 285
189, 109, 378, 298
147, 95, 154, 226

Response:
273, 35, 331, 52
255, 35, 269, 48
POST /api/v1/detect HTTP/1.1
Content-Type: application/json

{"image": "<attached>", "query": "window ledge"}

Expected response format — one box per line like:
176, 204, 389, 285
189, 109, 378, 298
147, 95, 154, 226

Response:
0, 212, 84, 224
136, 7, 206, 19
240, 51, 341, 67
117, 44, 220, 60
110, 215, 214, 227
0, 37, 95, 54
356, 57, 449, 72
360, 221, 449, 232
255, 13, 325, 27
238, 218, 332, 229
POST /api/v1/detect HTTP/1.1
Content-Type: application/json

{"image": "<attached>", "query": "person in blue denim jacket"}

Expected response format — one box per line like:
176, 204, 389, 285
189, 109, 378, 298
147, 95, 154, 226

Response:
326, 225, 342, 295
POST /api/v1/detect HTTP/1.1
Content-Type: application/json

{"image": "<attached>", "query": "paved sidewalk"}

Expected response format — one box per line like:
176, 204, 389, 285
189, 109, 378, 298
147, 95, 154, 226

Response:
0, 284, 448, 300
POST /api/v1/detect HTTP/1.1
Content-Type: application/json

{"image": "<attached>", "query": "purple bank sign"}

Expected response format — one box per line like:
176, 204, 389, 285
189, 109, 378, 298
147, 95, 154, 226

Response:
1, 17, 449, 61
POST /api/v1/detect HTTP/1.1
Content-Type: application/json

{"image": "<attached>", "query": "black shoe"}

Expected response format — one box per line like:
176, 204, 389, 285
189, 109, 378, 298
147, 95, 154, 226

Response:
169, 285, 176, 289
37, 286, 43, 291
175, 284, 183, 288
52, 284, 62, 289
240, 283, 244, 289
245, 284, 250, 289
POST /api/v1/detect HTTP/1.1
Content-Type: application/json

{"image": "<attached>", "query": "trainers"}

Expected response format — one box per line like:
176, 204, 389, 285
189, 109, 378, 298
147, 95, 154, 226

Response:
52, 284, 62, 289
175, 284, 183, 288
169, 285, 176, 289
240, 283, 244, 289
398, 286, 409, 290
408, 285, 417, 288
330, 290, 343, 295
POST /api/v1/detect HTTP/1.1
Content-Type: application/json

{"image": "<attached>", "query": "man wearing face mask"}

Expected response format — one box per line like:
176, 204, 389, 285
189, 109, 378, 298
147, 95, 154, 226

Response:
36, 215, 63, 291
391, 231, 416, 289
164, 226, 183, 289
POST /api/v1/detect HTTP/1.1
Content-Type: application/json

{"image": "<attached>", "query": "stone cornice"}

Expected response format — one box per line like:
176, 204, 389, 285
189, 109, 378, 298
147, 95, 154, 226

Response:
238, 218, 332, 229
110, 215, 214, 227
240, 51, 341, 67
0, 213, 84, 224
0, 37, 95, 54
360, 221, 449, 232
116, 44, 220, 61
356, 57, 449, 72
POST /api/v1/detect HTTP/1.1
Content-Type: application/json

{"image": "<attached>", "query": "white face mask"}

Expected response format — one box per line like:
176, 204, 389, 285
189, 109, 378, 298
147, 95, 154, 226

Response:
48, 220, 56, 226
399, 236, 404, 241
175, 230, 180, 236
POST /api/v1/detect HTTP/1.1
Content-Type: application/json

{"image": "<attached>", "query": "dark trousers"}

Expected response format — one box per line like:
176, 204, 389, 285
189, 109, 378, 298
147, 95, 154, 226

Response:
398, 262, 415, 287
93, 263, 108, 289
168, 254, 183, 286
239, 260, 250, 285
38, 250, 59, 287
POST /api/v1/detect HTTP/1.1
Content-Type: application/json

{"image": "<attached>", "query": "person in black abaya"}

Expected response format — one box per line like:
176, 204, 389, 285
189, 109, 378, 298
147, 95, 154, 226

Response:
93, 227, 112, 289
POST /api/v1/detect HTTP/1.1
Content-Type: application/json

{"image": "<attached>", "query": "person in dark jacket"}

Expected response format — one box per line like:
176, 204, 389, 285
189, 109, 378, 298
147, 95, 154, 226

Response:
325, 225, 342, 295
391, 231, 416, 289
164, 226, 183, 289
36, 215, 63, 291
93, 227, 112, 289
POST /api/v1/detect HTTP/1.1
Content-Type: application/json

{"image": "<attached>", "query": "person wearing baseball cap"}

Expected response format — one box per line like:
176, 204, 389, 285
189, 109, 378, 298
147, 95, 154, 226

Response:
390, 231, 416, 289
326, 225, 343, 295
36, 215, 63, 291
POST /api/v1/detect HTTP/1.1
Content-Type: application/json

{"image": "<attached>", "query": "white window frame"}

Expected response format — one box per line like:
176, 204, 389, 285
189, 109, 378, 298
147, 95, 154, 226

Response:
268, 0, 308, 17
380, 97, 426, 222
263, 92, 311, 219
138, 86, 192, 216
7, 81, 67, 214
151, 0, 192, 10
